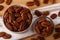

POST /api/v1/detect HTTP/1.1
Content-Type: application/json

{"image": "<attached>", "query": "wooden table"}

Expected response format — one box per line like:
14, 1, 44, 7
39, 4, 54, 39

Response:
0, 0, 60, 16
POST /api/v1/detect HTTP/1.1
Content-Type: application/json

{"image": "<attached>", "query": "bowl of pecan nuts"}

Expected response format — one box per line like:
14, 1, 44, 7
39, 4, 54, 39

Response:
34, 16, 54, 37
3, 4, 32, 33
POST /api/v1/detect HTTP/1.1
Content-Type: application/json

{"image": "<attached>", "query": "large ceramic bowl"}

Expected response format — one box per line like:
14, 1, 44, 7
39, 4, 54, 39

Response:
2, 4, 33, 33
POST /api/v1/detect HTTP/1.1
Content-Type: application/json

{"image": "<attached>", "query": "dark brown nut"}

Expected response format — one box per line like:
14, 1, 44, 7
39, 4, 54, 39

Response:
19, 24, 25, 31
35, 10, 42, 17
46, 21, 51, 26
55, 28, 60, 33
0, 32, 6, 37
34, 0, 40, 6
13, 21, 19, 28
37, 36, 45, 40
3, 34, 12, 39
7, 13, 15, 24
15, 13, 21, 17
52, 0, 56, 4
41, 22, 47, 27
53, 33, 60, 39
26, 19, 31, 23
27, 13, 32, 20
3, 12, 9, 19
41, 21, 51, 27
20, 8, 30, 20
8, 7, 15, 13
19, 21, 26, 31
8, 13, 15, 23
35, 26, 40, 34
8, 14, 12, 23
26, 1, 34, 6
37, 18, 46, 23
20, 8, 30, 14
13, 6, 23, 13
6, 0, 12, 5
58, 11, 60, 17
12, 26, 17, 32
43, 0, 49, 4
0, 0, 4, 4
5, 22, 13, 31
42, 11, 50, 16
26, 19, 31, 25
21, 14, 27, 21
50, 14, 57, 19
31, 38, 37, 40
41, 21, 48, 27
16, 17, 22, 22
26, 13, 32, 25
0, 5, 4, 11
45, 27, 50, 32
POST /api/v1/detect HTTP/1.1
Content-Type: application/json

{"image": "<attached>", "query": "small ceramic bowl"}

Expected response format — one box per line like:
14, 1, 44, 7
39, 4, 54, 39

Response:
2, 4, 33, 34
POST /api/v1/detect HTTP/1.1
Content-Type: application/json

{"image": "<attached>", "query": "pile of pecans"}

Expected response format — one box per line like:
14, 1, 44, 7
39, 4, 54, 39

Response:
3, 5, 32, 32
35, 17, 54, 37
0, 32, 11, 39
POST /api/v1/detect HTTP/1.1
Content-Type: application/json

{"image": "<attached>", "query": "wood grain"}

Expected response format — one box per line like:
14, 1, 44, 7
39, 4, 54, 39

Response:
0, 0, 60, 16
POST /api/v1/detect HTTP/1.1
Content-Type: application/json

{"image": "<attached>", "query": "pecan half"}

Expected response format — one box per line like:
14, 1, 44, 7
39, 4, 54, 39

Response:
6, 0, 12, 5
34, 0, 40, 6
26, 1, 34, 6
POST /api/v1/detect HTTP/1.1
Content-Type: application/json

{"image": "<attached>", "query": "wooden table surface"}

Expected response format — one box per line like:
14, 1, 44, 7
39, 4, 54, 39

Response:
0, 0, 60, 16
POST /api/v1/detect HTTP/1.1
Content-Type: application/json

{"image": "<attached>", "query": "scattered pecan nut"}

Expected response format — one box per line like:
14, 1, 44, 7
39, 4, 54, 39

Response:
50, 14, 57, 19
53, 33, 60, 39
0, 32, 12, 39
35, 10, 42, 17
42, 11, 50, 16
52, 0, 56, 4
3, 34, 11, 39
34, 0, 40, 6
58, 11, 60, 17
6, 0, 12, 5
43, 0, 49, 4
0, 0, 4, 4
0, 5, 4, 11
26, 1, 34, 6
0, 32, 6, 37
